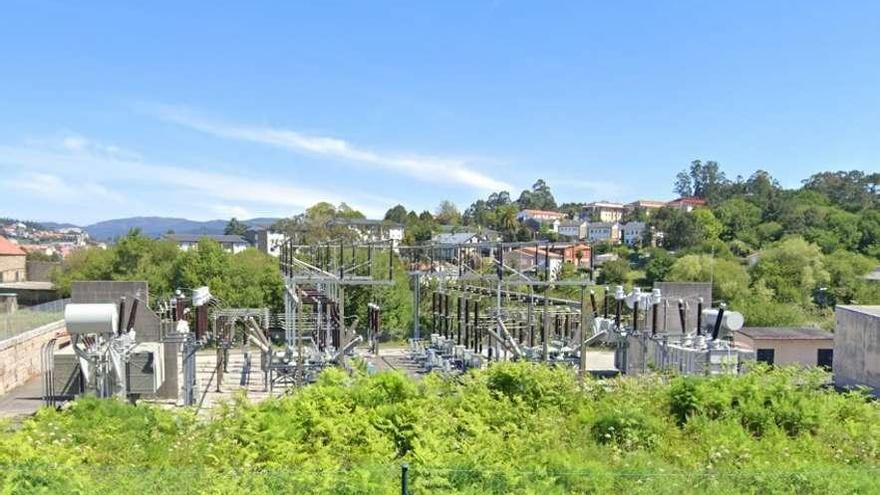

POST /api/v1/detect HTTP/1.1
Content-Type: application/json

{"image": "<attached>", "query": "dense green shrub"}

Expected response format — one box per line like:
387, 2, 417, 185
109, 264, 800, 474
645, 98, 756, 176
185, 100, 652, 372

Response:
1, 364, 879, 494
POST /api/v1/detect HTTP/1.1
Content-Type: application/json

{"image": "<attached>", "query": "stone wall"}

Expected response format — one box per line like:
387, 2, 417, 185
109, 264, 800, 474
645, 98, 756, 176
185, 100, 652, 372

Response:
0, 320, 67, 394
0, 255, 26, 283
26, 261, 61, 282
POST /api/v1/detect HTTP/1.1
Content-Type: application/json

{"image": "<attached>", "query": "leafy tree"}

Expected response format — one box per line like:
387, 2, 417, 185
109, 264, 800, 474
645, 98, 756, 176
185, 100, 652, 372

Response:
558, 202, 585, 219
26, 250, 61, 262
224, 218, 248, 236
744, 169, 781, 210
858, 210, 880, 258
823, 250, 880, 305
734, 294, 808, 327
674, 160, 729, 203
597, 258, 631, 285
649, 207, 699, 250
692, 208, 723, 241
714, 198, 762, 243
644, 249, 676, 284
516, 179, 557, 210
53, 231, 283, 311
434, 200, 462, 225
383, 204, 409, 224
667, 254, 750, 301
750, 236, 830, 306
802, 170, 878, 212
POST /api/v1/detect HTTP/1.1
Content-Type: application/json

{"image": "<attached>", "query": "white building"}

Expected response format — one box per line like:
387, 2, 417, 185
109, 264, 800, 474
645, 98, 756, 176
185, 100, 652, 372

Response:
516, 209, 566, 224
583, 202, 625, 222
558, 220, 588, 240
507, 246, 563, 280
245, 227, 287, 257
587, 222, 621, 244
165, 234, 250, 254
621, 221, 646, 246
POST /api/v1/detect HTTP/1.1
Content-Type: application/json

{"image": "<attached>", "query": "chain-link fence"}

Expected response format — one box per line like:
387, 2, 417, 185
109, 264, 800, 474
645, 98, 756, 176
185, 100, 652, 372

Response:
0, 298, 69, 342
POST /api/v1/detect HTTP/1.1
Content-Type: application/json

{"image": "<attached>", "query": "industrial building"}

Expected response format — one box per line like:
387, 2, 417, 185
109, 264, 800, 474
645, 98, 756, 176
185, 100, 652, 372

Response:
734, 327, 833, 368
834, 305, 880, 395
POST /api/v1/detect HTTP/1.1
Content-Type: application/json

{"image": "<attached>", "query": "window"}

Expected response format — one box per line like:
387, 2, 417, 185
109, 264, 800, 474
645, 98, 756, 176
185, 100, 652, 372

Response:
756, 348, 775, 365
817, 349, 833, 369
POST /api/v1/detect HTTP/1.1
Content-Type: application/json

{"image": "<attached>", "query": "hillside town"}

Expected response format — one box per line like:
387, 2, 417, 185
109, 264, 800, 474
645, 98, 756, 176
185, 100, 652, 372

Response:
3, 2, 880, 493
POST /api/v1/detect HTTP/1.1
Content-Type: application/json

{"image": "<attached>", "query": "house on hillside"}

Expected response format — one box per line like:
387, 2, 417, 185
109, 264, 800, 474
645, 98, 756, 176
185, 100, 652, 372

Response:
549, 243, 591, 269
667, 197, 707, 213
516, 209, 565, 224
621, 221, 646, 246
0, 236, 26, 282
582, 202, 625, 222
624, 199, 666, 217
245, 226, 287, 257
507, 246, 563, 280
558, 220, 588, 240
587, 222, 621, 244
165, 234, 250, 254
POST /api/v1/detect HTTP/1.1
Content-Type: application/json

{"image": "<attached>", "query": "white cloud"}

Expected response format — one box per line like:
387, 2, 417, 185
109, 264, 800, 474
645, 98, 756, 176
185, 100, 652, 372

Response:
59, 134, 142, 161
148, 104, 513, 192
3, 172, 125, 204
0, 138, 391, 219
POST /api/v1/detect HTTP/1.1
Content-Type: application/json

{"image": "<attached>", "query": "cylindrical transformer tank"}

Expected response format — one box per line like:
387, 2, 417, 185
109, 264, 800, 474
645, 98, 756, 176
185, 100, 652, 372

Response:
701, 309, 744, 334
65, 303, 119, 335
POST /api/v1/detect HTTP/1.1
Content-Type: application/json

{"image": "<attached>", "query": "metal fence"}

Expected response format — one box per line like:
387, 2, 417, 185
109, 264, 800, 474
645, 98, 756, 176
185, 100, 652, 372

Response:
0, 298, 70, 342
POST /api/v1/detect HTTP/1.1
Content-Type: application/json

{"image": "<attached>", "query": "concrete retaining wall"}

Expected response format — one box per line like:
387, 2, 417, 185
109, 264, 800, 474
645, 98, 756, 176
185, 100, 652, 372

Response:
0, 320, 67, 394
834, 305, 880, 395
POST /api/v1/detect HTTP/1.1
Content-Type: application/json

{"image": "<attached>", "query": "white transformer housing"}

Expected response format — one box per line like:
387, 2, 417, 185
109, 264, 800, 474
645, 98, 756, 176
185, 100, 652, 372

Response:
65, 304, 119, 335
701, 309, 745, 334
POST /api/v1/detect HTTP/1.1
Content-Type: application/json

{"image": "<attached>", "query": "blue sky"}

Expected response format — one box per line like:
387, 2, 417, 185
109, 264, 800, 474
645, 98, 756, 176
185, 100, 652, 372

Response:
1, 1, 878, 225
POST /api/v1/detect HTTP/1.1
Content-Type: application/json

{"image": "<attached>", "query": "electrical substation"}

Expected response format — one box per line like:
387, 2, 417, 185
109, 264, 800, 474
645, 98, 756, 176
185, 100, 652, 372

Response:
37, 238, 755, 413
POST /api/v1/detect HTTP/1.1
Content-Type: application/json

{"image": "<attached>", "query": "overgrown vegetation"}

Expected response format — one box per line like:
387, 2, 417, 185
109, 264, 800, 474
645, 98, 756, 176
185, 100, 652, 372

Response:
53, 230, 284, 312
0, 364, 877, 494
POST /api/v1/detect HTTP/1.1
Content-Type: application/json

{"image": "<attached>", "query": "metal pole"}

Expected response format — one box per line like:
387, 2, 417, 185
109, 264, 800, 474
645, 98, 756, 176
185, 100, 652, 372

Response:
389, 240, 394, 280
401, 463, 410, 495
413, 272, 421, 340
464, 298, 470, 348
457, 295, 462, 344
696, 297, 704, 336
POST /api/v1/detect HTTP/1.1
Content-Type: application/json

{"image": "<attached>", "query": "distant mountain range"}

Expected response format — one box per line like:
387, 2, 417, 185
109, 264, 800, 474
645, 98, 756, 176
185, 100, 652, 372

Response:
48, 217, 282, 242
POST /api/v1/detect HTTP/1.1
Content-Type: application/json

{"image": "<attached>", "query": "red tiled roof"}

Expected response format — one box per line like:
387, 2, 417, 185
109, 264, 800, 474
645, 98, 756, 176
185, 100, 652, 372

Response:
515, 246, 563, 258
668, 197, 707, 206
0, 236, 26, 256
